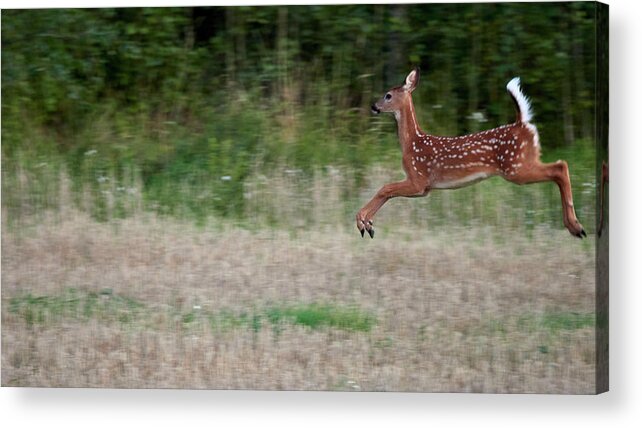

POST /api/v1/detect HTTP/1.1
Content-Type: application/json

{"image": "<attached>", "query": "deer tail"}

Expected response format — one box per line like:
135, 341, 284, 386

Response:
506, 77, 533, 123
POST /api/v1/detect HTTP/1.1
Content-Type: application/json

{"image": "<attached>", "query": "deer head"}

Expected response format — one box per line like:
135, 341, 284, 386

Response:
371, 68, 420, 115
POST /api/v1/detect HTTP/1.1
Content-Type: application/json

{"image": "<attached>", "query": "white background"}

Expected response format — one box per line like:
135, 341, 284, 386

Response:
1, 0, 640, 426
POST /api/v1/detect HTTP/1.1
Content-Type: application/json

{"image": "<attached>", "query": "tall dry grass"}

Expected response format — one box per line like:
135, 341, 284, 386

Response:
2, 168, 596, 392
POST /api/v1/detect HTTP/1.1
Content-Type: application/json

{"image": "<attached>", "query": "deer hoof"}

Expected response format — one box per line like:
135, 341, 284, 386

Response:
360, 228, 365, 238
368, 228, 375, 238
581, 229, 587, 238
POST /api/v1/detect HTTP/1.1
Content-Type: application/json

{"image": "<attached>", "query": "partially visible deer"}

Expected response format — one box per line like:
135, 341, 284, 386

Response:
598, 160, 609, 237
357, 68, 586, 239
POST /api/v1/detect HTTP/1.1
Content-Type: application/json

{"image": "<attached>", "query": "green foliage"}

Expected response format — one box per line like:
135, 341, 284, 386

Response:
2, 4, 599, 225
2, 8, 206, 133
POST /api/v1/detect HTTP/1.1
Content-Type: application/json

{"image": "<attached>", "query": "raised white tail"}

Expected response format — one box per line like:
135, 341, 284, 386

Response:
506, 77, 533, 123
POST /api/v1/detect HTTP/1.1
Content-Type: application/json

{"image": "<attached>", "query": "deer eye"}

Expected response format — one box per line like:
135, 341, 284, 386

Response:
384, 93, 392, 101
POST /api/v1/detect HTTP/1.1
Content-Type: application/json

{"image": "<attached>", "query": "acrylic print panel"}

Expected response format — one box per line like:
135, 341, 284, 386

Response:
1, 2, 608, 393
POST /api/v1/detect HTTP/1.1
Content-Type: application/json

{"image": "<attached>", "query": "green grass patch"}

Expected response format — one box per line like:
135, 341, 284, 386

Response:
507, 311, 595, 334
538, 312, 595, 331
479, 311, 595, 340
266, 303, 376, 332
6, 289, 375, 333
8, 288, 145, 327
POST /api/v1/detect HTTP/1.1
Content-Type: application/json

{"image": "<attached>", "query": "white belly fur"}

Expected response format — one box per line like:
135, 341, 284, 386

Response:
432, 172, 491, 189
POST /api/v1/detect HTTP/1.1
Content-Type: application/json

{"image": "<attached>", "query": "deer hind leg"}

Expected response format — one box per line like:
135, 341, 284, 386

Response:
505, 160, 586, 238
356, 179, 428, 238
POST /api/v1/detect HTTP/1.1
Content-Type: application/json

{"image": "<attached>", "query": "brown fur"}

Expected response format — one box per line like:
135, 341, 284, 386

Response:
357, 69, 585, 238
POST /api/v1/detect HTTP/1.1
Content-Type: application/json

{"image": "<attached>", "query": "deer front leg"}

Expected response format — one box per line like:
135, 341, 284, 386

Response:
356, 179, 428, 238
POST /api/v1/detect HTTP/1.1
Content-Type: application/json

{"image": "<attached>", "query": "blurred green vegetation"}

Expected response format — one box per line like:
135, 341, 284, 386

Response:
8, 288, 376, 333
2, 4, 598, 229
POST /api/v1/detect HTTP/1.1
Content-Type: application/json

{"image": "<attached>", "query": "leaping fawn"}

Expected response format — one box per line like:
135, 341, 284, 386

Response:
357, 68, 586, 239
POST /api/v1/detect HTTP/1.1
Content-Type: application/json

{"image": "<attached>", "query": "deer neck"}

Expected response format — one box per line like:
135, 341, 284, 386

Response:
394, 98, 423, 152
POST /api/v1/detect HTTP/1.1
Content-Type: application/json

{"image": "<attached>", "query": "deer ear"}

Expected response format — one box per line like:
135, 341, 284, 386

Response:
403, 68, 420, 92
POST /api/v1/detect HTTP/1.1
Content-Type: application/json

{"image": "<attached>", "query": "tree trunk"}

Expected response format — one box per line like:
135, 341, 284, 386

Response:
276, 7, 289, 102
225, 8, 236, 89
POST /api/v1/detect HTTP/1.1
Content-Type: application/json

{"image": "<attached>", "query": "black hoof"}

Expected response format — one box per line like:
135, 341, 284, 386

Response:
360, 229, 365, 237
367, 228, 375, 238
581, 229, 587, 237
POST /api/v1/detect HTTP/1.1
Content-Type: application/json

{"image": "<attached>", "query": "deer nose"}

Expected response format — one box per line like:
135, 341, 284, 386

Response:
371, 105, 381, 114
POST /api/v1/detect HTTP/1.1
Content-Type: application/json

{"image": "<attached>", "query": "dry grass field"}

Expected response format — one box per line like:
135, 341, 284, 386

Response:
2, 204, 596, 393
1, 2, 604, 395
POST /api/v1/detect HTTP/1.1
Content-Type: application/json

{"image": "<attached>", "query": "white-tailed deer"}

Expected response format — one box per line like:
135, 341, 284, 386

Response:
357, 68, 586, 239
598, 160, 609, 237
